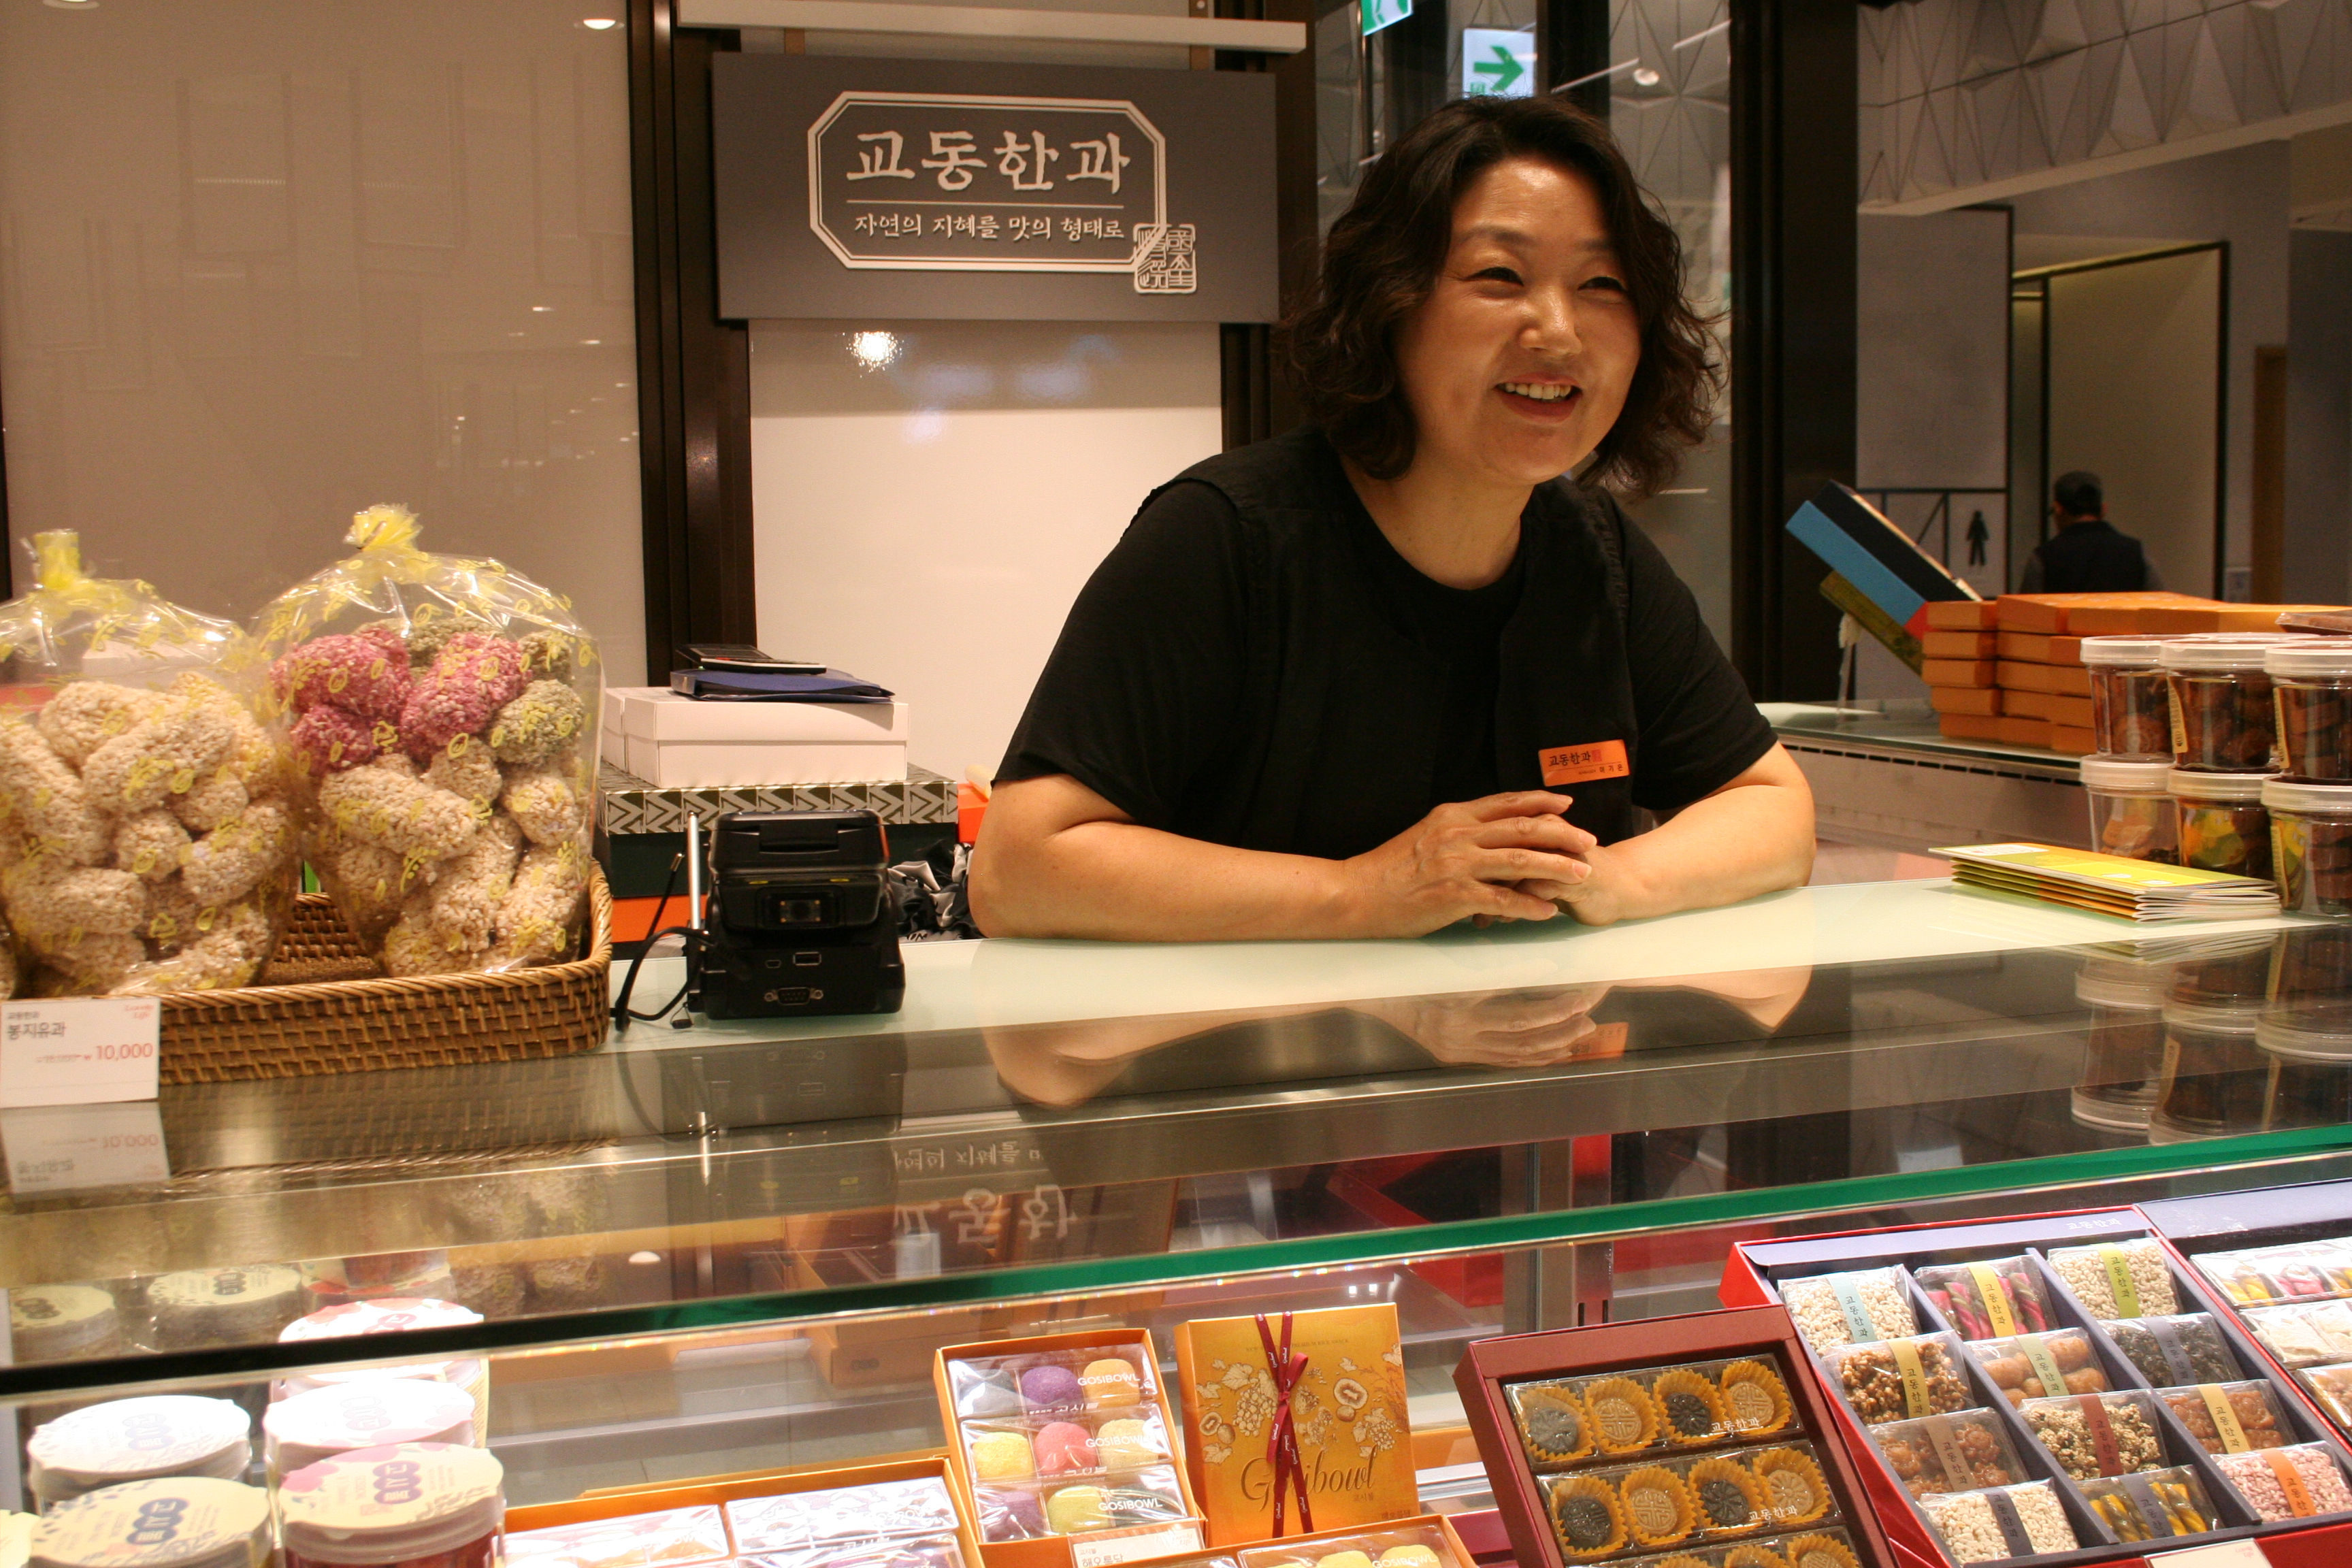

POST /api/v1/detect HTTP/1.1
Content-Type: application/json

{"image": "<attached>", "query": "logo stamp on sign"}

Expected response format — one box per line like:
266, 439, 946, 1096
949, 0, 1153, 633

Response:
1131, 223, 1198, 293
1539, 739, 1630, 788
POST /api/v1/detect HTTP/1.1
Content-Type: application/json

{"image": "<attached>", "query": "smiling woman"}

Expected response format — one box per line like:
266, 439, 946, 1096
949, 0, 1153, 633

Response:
970, 95, 1814, 944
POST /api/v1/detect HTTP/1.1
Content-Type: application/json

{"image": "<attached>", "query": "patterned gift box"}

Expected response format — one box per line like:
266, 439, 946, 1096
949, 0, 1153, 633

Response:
598, 761, 957, 834
1173, 1305, 1418, 1546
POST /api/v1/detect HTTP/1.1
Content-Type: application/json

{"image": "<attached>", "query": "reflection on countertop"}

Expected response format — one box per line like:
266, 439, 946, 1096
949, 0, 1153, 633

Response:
3, 883, 2349, 1385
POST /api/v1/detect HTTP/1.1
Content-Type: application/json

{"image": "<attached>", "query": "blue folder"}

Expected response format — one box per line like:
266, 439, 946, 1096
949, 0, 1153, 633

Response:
670, 668, 896, 703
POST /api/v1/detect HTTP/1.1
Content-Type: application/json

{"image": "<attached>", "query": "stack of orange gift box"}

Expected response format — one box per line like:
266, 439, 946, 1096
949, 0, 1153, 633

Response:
1921, 593, 2346, 755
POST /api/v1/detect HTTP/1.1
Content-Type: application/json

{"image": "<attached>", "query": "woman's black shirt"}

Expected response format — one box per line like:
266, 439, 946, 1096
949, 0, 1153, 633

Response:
996, 428, 1774, 860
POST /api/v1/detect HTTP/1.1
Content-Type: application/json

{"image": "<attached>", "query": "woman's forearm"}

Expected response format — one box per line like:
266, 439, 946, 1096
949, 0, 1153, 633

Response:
970, 774, 1592, 940
1554, 748, 1815, 925
972, 815, 1356, 941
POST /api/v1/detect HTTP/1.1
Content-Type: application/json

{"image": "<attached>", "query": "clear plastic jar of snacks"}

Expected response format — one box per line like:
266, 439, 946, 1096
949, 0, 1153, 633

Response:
2162, 637, 2308, 772
2154, 998, 2269, 1142
2264, 779, 2352, 919
2082, 636, 2172, 760
2170, 769, 2274, 879
2258, 1004, 2352, 1130
2081, 757, 2178, 862
2272, 925, 2352, 1003
2074, 958, 2166, 1132
2267, 640, 2352, 782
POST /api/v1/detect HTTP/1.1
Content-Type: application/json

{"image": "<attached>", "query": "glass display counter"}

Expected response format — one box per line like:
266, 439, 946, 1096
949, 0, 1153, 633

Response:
1764, 702, 2090, 853
3, 880, 2349, 1533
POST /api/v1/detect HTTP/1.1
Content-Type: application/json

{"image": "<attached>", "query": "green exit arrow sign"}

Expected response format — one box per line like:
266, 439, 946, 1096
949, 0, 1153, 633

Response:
1362, 0, 1410, 36
1461, 27, 1535, 97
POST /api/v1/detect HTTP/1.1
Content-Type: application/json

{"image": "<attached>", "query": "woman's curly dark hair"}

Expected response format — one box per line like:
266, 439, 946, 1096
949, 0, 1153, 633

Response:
1280, 95, 1720, 499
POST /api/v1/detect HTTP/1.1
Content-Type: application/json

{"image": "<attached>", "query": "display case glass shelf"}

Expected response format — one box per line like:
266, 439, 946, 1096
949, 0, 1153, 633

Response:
5, 886, 2349, 1532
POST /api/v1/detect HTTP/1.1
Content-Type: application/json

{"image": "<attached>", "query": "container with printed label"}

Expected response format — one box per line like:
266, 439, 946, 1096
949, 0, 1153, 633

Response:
277, 1441, 504, 1568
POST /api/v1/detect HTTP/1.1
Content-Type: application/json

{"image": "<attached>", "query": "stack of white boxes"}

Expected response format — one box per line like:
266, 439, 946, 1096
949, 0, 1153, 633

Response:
602, 687, 910, 787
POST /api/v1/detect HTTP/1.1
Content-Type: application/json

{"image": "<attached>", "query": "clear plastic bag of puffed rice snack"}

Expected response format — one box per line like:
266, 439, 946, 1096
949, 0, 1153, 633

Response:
250, 504, 599, 977
0, 532, 299, 995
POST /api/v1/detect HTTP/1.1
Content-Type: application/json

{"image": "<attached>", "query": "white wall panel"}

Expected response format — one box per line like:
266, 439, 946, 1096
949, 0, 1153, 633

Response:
749, 319, 1220, 780
2047, 248, 2224, 596
0, 1, 642, 675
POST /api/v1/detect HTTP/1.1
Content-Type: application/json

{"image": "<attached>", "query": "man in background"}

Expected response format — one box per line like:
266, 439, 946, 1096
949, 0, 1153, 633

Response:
2018, 470, 2161, 592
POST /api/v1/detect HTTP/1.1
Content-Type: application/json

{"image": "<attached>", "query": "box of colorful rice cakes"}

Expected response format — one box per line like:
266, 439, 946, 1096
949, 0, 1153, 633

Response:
1454, 1307, 1896, 1568
932, 1328, 1207, 1568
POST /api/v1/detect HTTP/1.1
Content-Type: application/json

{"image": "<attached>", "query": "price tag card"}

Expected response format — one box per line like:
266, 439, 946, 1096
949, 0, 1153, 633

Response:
2150, 1541, 2270, 1568
1069, 1524, 1203, 1568
0, 998, 160, 1107
1, 1101, 168, 1194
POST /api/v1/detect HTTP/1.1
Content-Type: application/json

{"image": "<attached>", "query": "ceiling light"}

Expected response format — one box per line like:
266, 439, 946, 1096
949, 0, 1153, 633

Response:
44, 1, 100, 10
581, 338, 602, 345
532, 305, 553, 312
850, 329, 900, 370
581, 16, 621, 29
1631, 67, 1661, 86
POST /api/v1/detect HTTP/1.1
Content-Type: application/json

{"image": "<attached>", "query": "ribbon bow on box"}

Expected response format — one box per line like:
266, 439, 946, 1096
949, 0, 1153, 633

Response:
1254, 1311, 1316, 1537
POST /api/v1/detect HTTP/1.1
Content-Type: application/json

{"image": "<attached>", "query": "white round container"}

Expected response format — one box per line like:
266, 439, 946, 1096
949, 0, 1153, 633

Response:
26, 1396, 252, 1509
10, 1286, 122, 1364
278, 1300, 488, 1446
31, 1478, 270, 1568
264, 1379, 478, 1480
278, 1443, 504, 1568
148, 1266, 303, 1351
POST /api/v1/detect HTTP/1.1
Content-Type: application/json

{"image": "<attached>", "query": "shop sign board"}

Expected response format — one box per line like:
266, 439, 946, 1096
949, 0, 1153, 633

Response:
715, 56, 1276, 322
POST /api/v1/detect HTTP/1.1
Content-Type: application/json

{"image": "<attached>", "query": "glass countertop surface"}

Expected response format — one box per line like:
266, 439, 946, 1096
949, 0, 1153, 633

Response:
2, 874, 2348, 1394
1763, 700, 2087, 774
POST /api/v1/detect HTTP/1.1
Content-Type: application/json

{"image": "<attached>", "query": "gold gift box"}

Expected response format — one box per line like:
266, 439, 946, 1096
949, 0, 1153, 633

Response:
1173, 1304, 1418, 1546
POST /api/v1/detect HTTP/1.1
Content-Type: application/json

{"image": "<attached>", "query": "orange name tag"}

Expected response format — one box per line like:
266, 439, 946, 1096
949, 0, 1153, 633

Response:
1540, 738, 1630, 787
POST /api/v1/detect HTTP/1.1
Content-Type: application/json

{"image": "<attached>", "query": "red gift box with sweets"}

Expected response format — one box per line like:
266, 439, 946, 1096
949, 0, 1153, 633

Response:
1720, 1205, 2352, 1567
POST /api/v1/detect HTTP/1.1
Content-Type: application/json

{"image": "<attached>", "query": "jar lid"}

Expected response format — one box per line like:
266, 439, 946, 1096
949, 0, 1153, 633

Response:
264, 1380, 478, 1463
2080, 636, 2168, 665
2076, 971, 2167, 1009
2257, 1007, 2352, 1061
2267, 640, 2352, 676
280, 1298, 479, 1343
278, 1443, 504, 1567
2169, 769, 2275, 802
281, 1298, 482, 1383
2161, 634, 2314, 672
150, 1266, 302, 1313
30, 1443, 251, 1509
2161, 997, 2266, 1032
28, 1397, 252, 1488
2080, 757, 2174, 791
2263, 778, 2352, 815
32, 1478, 270, 1568
295, 1358, 487, 1400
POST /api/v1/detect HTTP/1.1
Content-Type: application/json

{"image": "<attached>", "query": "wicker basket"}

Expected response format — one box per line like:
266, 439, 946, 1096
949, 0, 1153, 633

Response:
157, 870, 614, 1083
